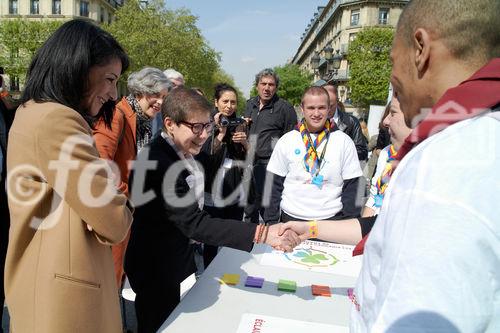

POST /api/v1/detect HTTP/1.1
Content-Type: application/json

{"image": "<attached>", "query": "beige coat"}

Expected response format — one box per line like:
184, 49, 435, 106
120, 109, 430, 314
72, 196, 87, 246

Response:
5, 102, 133, 333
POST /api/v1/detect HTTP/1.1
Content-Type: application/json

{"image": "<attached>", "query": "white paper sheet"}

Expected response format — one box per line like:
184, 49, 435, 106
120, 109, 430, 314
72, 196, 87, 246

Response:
236, 313, 348, 333
260, 240, 362, 277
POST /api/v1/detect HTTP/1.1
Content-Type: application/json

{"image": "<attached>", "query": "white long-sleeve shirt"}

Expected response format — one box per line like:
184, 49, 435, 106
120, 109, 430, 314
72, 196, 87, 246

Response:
351, 113, 500, 332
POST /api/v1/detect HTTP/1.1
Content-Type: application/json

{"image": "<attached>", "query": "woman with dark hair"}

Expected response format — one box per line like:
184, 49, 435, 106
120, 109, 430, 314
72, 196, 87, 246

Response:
4, 19, 133, 333
196, 83, 249, 267
93, 66, 170, 287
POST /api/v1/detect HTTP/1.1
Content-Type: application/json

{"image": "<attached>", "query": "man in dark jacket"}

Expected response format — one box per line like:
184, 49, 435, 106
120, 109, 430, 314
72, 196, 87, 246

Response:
244, 68, 297, 223
323, 83, 368, 160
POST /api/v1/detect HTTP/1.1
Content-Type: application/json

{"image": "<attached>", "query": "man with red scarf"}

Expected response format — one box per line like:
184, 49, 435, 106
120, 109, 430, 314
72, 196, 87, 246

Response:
350, 0, 500, 331
279, 0, 499, 330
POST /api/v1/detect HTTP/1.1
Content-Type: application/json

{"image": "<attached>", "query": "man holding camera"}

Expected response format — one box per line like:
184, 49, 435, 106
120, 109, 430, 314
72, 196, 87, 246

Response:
244, 68, 297, 223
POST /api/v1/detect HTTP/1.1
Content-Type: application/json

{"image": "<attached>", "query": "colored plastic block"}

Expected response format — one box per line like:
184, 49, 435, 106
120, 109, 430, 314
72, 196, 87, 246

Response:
278, 279, 297, 292
311, 284, 331, 297
245, 276, 264, 288
220, 273, 240, 285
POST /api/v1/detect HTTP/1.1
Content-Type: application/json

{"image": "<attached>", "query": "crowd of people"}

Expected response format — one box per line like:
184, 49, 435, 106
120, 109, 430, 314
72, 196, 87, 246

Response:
0, 0, 498, 332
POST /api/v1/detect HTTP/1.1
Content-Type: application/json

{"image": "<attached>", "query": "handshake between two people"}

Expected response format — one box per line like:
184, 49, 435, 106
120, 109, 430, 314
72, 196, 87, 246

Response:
261, 222, 316, 253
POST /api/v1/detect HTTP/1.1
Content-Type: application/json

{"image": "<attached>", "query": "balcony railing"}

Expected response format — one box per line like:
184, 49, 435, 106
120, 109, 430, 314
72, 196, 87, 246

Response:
331, 69, 350, 81
106, 0, 122, 9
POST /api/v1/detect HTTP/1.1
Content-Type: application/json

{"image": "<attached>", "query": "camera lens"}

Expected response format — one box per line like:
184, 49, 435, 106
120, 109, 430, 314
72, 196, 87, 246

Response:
220, 116, 229, 127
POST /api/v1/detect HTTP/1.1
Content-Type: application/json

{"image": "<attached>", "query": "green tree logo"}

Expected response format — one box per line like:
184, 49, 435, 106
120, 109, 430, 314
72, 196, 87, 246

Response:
286, 248, 339, 268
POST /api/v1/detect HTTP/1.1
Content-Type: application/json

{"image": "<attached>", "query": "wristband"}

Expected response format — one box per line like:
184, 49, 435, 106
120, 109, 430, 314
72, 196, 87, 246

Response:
261, 225, 269, 243
253, 224, 262, 243
254, 224, 266, 243
307, 220, 318, 238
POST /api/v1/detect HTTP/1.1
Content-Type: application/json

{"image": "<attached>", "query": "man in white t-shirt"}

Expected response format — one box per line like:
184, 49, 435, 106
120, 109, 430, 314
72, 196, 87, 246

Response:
264, 86, 362, 223
350, 0, 500, 331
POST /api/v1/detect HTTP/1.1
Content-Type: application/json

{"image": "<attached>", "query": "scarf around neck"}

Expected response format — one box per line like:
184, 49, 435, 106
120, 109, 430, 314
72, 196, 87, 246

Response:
126, 94, 153, 152
373, 145, 398, 207
297, 118, 331, 175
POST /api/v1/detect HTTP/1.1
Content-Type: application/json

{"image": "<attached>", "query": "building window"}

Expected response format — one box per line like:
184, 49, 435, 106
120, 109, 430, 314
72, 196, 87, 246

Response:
350, 9, 360, 26
52, 0, 61, 15
80, 1, 89, 17
30, 0, 40, 14
379, 8, 389, 25
9, 0, 18, 14
100, 7, 105, 22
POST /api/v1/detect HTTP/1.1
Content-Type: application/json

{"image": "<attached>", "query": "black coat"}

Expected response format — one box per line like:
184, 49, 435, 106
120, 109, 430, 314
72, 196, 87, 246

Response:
335, 110, 368, 160
124, 134, 256, 291
244, 94, 297, 160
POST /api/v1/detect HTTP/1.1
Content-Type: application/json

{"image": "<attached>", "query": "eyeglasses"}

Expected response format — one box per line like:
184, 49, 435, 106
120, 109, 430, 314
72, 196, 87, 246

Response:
179, 120, 213, 135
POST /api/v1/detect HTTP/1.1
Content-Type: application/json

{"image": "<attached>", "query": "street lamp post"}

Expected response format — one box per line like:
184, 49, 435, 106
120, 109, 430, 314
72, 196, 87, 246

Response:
324, 45, 333, 61
327, 49, 342, 77
310, 44, 343, 82
311, 52, 320, 71
310, 52, 321, 80
339, 86, 346, 102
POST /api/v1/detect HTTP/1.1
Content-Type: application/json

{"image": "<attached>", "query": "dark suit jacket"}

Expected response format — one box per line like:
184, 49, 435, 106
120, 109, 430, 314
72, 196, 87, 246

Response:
124, 134, 256, 291
336, 109, 368, 160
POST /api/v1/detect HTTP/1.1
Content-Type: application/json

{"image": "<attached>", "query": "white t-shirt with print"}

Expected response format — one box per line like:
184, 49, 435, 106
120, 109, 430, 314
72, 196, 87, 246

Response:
267, 129, 362, 220
350, 114, 500, 332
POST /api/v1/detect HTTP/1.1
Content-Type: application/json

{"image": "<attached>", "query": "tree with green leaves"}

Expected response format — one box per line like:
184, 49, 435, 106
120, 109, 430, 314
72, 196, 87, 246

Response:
0, 19, 63, 90
104, 0, 220, 95
250, 64, 312, 106
347, 27, 394, 109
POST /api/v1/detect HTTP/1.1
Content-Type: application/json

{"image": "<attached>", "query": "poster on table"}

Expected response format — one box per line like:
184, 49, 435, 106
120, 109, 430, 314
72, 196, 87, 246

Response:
236, 313, 348, 333
260, 240, 362, 277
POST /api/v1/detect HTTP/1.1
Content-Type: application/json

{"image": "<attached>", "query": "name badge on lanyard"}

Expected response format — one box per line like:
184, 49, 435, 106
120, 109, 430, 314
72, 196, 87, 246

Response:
311, 174, 324, 188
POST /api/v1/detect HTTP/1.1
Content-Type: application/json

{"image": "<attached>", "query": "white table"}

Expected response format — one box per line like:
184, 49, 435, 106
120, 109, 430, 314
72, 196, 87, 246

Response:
159, 244, 357, 332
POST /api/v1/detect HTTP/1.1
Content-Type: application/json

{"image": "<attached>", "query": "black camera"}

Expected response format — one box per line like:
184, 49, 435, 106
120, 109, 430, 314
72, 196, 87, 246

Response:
220, 116, 245, 128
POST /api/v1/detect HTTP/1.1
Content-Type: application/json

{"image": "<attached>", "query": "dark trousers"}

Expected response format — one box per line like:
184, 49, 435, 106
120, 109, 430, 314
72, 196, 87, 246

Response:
203, 204, 244, 268
244, 159, 270, 223
134, 283, 180, 333
0, 191, 9, 333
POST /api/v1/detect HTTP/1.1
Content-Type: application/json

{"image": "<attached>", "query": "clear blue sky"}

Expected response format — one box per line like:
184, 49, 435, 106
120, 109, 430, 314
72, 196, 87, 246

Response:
165, 0, 326, 98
